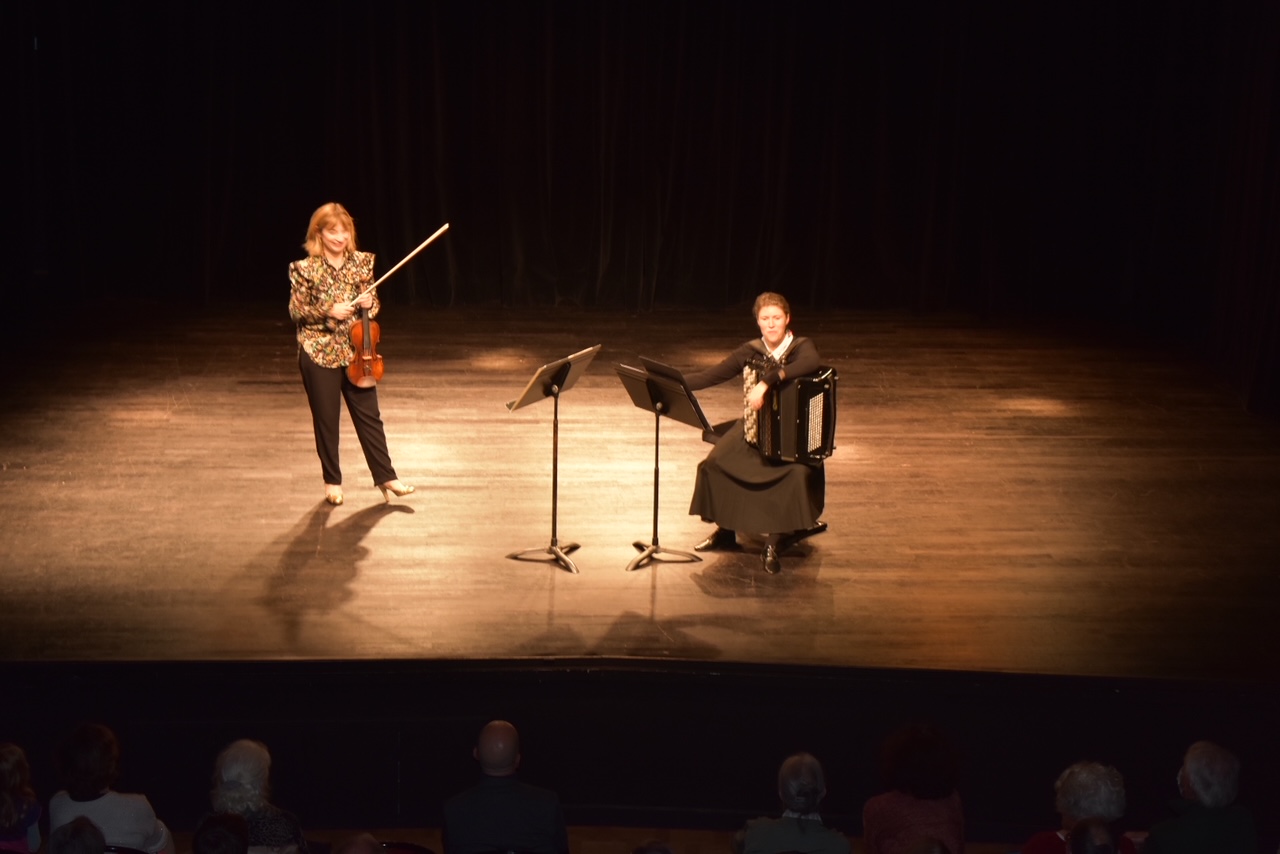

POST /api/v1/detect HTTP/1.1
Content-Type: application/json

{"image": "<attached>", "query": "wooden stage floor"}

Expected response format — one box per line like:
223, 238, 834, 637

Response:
2, 305, 1278, 683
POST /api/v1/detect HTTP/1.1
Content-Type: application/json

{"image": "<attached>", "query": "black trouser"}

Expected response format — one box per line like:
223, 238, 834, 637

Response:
298, 351, 398, 486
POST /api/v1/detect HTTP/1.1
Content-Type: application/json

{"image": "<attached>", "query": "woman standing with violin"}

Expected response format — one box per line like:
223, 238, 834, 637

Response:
288, 202, 414, 506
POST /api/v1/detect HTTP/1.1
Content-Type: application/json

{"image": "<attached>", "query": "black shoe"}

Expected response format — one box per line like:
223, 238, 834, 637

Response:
778, 521, 829, 553
694, 528, 738, 552
762, 544, 781, 574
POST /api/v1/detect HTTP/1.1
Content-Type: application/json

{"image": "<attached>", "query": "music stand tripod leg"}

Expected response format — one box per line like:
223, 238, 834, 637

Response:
624, 407, 702, 571
508, 540, 581, 574
508, 386, 582, 573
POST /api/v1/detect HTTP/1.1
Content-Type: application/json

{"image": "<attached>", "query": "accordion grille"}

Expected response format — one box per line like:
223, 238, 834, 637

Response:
805, 393, 825, 453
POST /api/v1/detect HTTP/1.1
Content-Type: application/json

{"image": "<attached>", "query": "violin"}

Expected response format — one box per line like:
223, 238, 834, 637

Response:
347, 306, 383, 388
340, 222, 451, 388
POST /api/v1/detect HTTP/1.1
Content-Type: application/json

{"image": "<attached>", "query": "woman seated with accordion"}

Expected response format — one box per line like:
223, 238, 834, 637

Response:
684, 291, 830, 575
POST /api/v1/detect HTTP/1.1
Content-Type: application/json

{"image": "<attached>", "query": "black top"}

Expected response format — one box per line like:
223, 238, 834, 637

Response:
442, 775, 569, 854
684, 336, 821, 392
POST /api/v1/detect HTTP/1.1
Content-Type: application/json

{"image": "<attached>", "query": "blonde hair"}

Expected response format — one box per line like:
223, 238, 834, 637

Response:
302, 202, 359, 258
753, 291, 791, 318
0, 743, 34, 830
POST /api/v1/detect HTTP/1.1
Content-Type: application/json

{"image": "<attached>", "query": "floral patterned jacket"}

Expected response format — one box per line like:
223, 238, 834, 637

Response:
288, 251, 380, 369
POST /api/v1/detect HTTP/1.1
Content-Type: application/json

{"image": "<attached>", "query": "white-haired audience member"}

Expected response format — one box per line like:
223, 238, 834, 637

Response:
1143, 741, 1257, 854
736, 753, 850, 854
1021, 761, 1134, 854
210, 740, 307, 854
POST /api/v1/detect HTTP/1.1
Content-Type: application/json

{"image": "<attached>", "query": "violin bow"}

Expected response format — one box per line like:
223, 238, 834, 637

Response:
354, 222, 450, 300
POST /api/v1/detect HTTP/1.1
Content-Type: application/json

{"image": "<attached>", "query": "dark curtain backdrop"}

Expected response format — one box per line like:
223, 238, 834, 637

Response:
14, 0, 1280, 411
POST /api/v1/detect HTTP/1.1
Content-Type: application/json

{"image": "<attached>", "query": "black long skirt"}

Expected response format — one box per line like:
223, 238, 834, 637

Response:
688, 419, 825, 534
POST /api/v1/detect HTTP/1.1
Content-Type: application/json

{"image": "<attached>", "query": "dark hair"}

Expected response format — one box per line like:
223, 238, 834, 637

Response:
57, 724, 120, 800
907, 839, 952, 854
632, 842, 675, 854
332, 834, 384, 854
1068, 817, 1116, 854
879, 723, 958, 800
49, 816, 105, 854
194, 813, 250, 854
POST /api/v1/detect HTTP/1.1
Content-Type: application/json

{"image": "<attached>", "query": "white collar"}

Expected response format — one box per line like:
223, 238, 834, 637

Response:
763, 331, 794, 361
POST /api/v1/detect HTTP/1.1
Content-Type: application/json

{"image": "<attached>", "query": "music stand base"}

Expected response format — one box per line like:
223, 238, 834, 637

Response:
626, 541, 702, 572
508, 543, 581, 574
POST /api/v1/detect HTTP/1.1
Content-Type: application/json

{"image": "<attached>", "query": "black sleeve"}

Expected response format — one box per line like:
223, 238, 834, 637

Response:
684, 342, 755, 391
747, 338, 819, 386
759, 337, 821, 386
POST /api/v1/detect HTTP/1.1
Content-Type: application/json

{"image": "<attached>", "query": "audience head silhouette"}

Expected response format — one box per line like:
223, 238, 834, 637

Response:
57, 724, 120, 800
1179, 740, 1240, 808
777, 752, 826, 814
332, 833, 382, 854
1054, 761, 1126, 825
906, 839, 951, 854
1067, 816, 1116, 854
0, 742, 36, 826
475, 720, 521, 776
879, 722, 958, 800
49, 816, 105, 854
631, 842, 675, 854
193, 813, 249, 854
211, 739, 273, 813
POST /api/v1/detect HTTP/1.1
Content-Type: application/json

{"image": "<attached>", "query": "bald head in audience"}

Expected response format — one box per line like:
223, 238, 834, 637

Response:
777, 752, 827, 814
444, 719, 569, 854
474, 720, 521, 776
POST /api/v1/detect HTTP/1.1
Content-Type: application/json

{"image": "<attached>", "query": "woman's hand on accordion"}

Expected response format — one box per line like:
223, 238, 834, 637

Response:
747, 380, 770, 411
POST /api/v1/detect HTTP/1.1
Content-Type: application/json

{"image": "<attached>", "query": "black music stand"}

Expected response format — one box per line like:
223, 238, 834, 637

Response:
506, 344, 602, 574
616, 359, 714, 572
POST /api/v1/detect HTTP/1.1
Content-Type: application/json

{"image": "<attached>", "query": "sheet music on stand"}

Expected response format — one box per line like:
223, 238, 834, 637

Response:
633, 356, 734, 443
507, 344, 602, 412
633, 358, 715, 431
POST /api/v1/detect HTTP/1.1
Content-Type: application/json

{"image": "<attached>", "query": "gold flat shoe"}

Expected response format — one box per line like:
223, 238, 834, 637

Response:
324, 485, 344, 506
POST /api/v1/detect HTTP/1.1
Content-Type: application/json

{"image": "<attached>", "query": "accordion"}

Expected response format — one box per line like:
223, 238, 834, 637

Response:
747, 366, 838, 464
